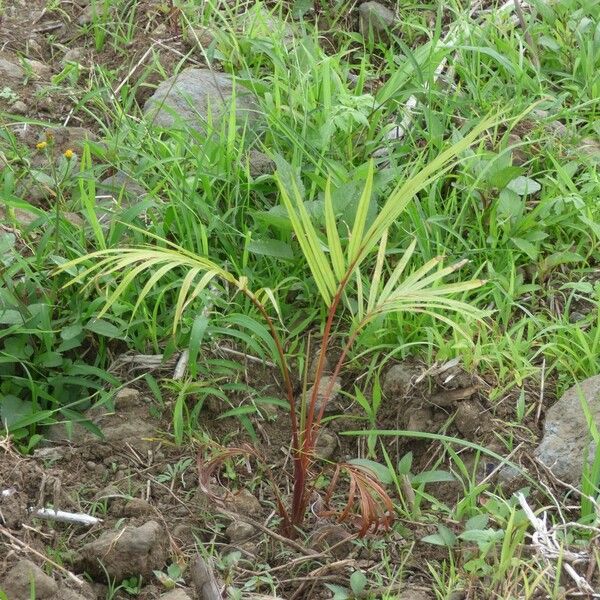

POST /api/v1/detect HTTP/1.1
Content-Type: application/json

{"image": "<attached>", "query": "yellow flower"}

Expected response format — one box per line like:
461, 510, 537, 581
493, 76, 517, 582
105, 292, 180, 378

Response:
36, 141, 47, 150
64, 148, 74, 159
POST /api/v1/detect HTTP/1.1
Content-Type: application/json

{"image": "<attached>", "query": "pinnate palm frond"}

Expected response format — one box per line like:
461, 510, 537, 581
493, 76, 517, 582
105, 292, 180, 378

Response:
277, 116, 496, 308
58, 245, 238, 332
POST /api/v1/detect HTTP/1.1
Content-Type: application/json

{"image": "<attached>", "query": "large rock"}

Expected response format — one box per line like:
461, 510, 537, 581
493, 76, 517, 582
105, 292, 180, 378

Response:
78, 520, 167, 581
143, 68, 257, 132
534, 375, 600, 485
1, 559, 58, 599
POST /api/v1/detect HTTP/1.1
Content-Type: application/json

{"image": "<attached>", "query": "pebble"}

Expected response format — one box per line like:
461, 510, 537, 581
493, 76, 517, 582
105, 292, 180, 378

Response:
10, 100, 27, 114
225, 521, 256, 542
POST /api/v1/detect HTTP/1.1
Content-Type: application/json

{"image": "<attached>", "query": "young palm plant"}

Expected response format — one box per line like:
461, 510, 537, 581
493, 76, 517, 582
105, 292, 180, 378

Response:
59, 118, 491, 537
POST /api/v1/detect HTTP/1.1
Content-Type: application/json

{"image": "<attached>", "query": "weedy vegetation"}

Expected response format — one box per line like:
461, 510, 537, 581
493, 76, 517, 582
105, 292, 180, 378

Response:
1, 0, 599, 597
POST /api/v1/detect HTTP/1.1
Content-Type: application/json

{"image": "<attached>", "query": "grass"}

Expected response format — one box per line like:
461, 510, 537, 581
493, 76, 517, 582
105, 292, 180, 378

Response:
1, 0, 599, 596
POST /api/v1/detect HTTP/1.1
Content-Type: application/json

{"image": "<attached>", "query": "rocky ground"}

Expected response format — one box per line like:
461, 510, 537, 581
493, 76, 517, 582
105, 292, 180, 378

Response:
3, 355, 599, 598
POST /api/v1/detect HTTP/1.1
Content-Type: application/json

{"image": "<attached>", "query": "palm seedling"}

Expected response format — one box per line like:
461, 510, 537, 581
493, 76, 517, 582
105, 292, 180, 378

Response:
59, 118, 492, 537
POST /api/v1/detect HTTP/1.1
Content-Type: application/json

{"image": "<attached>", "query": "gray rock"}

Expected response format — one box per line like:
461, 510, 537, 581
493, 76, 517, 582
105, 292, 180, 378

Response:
398, 589, 433, 600
98, 172, 146, 202
225, 521, 255, 542
36, 126, 96, 155
382, 362, 416, 398
172, 524, 195, 545
62, 47, 85, 66
50, 590, 91, 600
303, 375, 342, 415
78, 520, 167, 581
160, 590, 193, 600
11, 100, 28, 115
45, 418, 156, 453
247, 149, 275, 178
26, 59, 51, 79
239, 5, 295, 46
1, 559, 58, 599
454, 399, 485, 439
406, 406, 433, 432
143, 68, 257, 132
229, 489, 262, 517
534, 375, 600, 485
310, 524, 354, 559
0, 56, 24, 80
315, 429, 338, 461
119, 498, 154, 517
359, 2, 397, 38
307, 350, 332, 383
114, 387, 142, 409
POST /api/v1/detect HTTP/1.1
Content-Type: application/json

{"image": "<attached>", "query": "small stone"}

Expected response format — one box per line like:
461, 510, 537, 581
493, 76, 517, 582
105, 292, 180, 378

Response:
435, 365, 474, 390
93, 485, 121, 502
190, 557, 221, 599
78, 520, 167, 581
0, 56, 24, 80
160, 590, 193, 600
358, 2, 397, 39
398, 588, 433, 600
120, 498, 154, 517
382, 362, 415, 398
51, 590, 90, 600
27, 37, 43, 55
239, 5, 295, 46
406, 406, 433, 432
1, 559, 58, 599
153, 23, 168, 37
247, 149, 275, 178
26, 59, 51, 79
303, 375, 342, 415
315, 430, 338, 461
98, 172, 146, 203
172, 524, 195, 544
310, 524, 354, 559
10, 100, 27, 115
62, 48, 85, 66
115, 387, 142, 409
230, 489, 261, 517
36, 127, 96, 156
307, 350, 332, 383
454, 400, 485, 439
225, 521, 255, 542
570, 311, 586, 323
0, 488, 24, 529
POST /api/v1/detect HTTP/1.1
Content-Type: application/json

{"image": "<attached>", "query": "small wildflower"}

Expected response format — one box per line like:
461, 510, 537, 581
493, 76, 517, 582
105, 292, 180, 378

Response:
64, 148, 74, 159
36, 141, 47, 150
